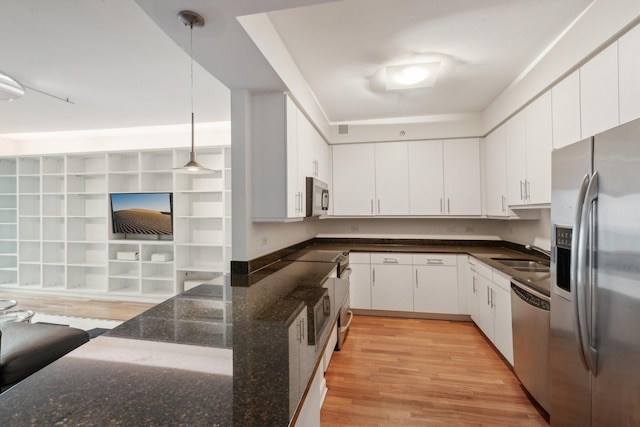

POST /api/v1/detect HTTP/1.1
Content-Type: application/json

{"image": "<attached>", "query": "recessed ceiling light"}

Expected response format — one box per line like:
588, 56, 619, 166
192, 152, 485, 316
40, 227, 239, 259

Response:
386, 62, 440, 90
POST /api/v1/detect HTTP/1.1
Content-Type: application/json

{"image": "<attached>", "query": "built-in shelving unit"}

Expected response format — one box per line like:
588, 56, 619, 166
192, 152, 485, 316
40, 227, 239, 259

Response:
0, 146, 231, 301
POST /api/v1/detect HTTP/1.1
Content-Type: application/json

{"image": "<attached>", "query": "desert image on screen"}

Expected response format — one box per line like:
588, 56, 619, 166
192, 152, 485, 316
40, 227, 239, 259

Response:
111, 193, 172, 235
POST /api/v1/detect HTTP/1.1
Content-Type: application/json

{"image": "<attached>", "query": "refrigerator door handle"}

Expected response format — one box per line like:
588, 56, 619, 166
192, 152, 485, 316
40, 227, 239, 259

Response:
572, 173, 591, 371
582, 172, 599, 375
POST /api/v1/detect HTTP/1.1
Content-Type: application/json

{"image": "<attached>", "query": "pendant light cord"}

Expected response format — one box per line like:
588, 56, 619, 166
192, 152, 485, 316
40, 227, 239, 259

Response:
190, 22, 195, 156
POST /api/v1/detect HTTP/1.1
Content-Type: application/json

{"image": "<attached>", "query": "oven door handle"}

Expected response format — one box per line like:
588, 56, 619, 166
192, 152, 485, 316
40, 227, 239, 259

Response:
339, 310, 354, 334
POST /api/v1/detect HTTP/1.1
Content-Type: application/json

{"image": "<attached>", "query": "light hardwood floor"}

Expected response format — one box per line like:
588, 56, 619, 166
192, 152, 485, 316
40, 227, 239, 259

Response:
0, 290, 153, 321
321, 315, 549, 427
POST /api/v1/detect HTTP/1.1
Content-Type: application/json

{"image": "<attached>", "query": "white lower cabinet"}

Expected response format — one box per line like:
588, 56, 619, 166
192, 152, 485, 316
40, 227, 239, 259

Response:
371, 253, 413, 311
412, 254, 458, 314
352, 252, 461, 314
469, 257, 514, 365
349, 253, 372, 309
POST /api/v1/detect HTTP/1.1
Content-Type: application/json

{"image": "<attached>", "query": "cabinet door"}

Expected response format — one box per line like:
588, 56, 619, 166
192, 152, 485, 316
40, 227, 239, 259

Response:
580, 42, 619, 137
288, 310, 303, 412
505, 111, 527, 206
524, 91, 552, 205
371, 264, 413, 311
484, 128, 508, 216
408, 140, 444, 215
619, 24, 640, 125
332, 144, 375, 216
413, 265, 459, 314
443, 138, 481, 215
474, 275, 494, 341
297, 108, 314, 182
374, 142, 409, 215
313, 129, 331, 183
286, 98, 301, 218
552, 70, 581, 149
350, 262, 371, 309
492, 284, 514, 365
468, 259, 480, 321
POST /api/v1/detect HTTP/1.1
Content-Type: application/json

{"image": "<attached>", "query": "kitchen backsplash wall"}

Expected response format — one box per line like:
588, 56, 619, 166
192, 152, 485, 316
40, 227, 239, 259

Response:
316, 218, 504, 240
500, 210, 551, 250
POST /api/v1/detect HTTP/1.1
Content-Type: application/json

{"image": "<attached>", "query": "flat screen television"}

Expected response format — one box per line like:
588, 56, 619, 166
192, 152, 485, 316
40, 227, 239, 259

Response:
110, 192, 173, 236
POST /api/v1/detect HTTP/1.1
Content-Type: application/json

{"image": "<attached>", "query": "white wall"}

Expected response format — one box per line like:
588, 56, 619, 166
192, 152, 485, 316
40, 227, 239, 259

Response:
0, 137, 17, 155
500, 210, 551, 251
316, 217, 504, 241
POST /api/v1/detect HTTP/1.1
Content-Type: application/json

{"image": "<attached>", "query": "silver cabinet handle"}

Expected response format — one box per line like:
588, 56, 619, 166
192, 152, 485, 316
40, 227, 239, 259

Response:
447, 198, 451, 214
371, 199, 374, 214
377, 199, 381, 214
440, 198, 443, 214
487, 286, 490, 305
501, 195, 506, 213
490, 288, 495, 308
472, 276, 476, 293
383, 258, 398, 264
372, 267, 375, 285
426, 259, 444, 265
526, 180, 531, 202
520, 180, 525, 201
415, 269, 418, 288
301, 317, 305, 341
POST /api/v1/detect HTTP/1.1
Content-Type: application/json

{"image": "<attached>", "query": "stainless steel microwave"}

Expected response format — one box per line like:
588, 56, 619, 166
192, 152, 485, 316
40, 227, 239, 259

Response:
306, 177, 329, 217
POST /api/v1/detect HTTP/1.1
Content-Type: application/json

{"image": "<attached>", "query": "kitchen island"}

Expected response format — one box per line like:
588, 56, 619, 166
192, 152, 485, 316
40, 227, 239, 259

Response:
0, 259, 343, 426
0, 239, 548, 426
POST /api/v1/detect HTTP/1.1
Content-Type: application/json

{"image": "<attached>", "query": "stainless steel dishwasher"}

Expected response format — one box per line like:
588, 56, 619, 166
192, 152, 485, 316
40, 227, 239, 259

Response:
511, 279, 550, 413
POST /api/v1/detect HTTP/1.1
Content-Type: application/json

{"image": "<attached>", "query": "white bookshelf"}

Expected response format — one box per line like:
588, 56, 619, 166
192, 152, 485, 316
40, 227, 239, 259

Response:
0, 146, 231, 301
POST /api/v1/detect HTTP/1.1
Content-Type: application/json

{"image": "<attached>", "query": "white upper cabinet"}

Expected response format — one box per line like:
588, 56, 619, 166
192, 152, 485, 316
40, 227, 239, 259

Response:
408, 140, 443, 215
443, 138, 482, 215
552, 70, 581, 149
252, 93, 308, 221
408, 139, 481, 216
524, 92, 552, 205
619, 24, 640, 125
332, 143, 376, 216
484, 127, 509, 217
505, 111, 527, 206
505, 92, 552, 207
374, 142, 409, 215
311, 124, 331, 183
580, 43, 619, 137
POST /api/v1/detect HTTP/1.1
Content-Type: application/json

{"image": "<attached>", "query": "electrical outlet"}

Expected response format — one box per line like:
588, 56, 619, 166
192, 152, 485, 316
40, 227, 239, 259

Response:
261, 237, 268, 246
350, 225, 360, 232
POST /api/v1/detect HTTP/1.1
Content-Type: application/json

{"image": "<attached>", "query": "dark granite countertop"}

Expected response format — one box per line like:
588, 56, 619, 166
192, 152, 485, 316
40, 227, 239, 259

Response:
0, 239, 547, 426
0, 260, 342, 427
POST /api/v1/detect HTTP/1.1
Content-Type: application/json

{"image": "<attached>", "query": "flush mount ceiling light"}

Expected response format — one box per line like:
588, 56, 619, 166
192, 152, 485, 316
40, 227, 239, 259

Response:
173, 10, 213, 174
385, 62, 440, 91
0, 71, 25, 101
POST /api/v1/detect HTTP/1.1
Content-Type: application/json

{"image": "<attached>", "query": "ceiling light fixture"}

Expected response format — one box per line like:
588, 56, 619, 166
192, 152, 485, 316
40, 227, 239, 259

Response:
0, 71, 25, 101
385, 62, 440, 91
173, 10, 213, 174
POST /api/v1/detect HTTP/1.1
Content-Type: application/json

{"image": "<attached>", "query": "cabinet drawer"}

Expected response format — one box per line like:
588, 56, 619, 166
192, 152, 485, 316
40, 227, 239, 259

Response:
476, 260, 493, 280
370, 252, 412, 265
412, 253, 457, 266
492, 269, 511, 291
349, 252, 371, 264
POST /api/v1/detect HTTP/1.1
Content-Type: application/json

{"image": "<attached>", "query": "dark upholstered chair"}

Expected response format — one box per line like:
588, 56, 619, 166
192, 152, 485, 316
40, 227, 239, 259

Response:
0, 322, 90, 391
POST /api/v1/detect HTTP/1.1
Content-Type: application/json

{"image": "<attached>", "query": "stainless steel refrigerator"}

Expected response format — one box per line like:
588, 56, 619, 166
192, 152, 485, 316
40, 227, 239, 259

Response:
551, 118, 640, 426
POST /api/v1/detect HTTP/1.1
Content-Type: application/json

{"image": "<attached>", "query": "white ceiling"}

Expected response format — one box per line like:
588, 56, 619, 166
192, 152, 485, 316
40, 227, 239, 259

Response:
266, 0, 593, 123
0, 0, 593, 136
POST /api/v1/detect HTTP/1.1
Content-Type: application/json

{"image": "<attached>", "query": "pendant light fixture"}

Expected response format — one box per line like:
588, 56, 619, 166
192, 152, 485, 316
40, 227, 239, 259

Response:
173, 10, 213, 174
0, 71, 25, 101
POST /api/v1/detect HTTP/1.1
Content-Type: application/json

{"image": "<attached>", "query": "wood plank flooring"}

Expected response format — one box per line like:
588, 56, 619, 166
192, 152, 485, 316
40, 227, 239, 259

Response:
321, 315, 548, 427
0, 290, 153, 321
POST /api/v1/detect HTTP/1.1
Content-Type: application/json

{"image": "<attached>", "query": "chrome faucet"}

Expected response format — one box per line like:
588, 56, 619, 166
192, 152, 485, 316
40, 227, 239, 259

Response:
526, 244, 551, 258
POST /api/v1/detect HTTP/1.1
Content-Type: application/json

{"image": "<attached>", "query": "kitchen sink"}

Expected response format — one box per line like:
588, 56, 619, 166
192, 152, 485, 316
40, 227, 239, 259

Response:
492, 258, 550, 273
